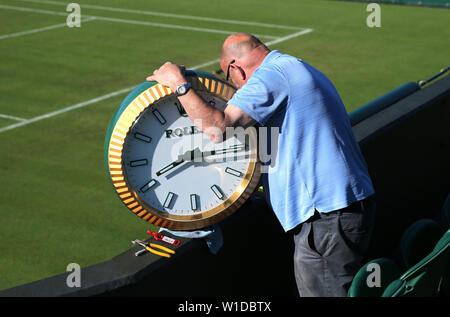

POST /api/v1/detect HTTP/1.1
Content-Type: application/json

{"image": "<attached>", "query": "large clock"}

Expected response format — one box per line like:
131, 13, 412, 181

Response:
104, 71, 261, 230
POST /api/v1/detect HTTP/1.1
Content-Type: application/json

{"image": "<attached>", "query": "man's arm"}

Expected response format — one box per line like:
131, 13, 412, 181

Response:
147, 62, 256, 143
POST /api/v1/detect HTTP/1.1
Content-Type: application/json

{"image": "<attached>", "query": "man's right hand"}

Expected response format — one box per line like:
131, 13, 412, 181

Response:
146, 61, 187, 92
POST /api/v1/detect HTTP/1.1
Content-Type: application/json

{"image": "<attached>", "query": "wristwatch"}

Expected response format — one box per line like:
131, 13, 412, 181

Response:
175, 82, 192, 96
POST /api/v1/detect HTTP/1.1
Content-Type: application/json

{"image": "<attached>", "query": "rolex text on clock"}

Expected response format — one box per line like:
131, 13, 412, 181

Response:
105, 71, 261, 230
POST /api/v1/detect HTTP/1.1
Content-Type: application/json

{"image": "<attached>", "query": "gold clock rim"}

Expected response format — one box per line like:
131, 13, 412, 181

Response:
107, 75, 261, 230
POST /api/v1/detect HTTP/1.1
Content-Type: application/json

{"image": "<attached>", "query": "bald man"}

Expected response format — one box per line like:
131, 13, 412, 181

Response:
147, 33, 376, 297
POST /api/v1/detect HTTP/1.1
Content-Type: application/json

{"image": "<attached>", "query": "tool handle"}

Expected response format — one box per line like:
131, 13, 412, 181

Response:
147, 230, 181, 246
146, 246, 171, 258
150, 243, 175, 254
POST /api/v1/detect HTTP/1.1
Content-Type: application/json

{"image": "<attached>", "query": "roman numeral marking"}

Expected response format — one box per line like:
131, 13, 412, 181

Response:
134, 132, 152, 143
190, 194, 198, 211
152, 109, 166, 125
163, 192, 175, 208
211, 185, 224, 200
140, 179, 157, 193
225, 167, 243, 177
130, 159, 148, 167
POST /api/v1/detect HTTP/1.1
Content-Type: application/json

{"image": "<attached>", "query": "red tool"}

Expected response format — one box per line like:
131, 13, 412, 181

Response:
147, 230, 181, 246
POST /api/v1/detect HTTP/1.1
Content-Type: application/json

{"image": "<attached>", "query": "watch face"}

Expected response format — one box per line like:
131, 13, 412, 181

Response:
176, 85, 186, 95
106, 73, 260, 230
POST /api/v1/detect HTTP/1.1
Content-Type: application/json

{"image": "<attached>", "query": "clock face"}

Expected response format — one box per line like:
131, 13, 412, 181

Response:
106, 72, 260, 230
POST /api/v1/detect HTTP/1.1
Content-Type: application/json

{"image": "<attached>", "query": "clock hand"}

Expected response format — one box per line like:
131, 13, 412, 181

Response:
202, 143, 248, 159
157, 144, 248, 176
179, 147, 203, 162
155, 148, 203, 176
180, 144, 248, 162
155, 158, 184, 176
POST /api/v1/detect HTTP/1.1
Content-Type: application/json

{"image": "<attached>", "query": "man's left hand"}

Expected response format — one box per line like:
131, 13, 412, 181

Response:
146, 62, 187, 92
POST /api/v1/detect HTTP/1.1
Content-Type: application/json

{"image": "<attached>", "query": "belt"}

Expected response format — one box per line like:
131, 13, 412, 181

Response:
290, 195, 375, 235
338, 195, 375, 213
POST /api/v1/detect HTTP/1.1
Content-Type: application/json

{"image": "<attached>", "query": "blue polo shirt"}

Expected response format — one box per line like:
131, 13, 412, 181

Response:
228, 50, 375, 232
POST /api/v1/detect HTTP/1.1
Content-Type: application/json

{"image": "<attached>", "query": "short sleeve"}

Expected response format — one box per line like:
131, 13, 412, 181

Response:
227, 66, 288, 126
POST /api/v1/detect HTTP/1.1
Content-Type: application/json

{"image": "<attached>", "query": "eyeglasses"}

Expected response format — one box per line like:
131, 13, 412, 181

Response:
226, 59, 235, 82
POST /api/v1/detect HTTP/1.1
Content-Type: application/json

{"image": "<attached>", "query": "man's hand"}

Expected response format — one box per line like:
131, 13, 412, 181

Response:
146, 62, 187, 92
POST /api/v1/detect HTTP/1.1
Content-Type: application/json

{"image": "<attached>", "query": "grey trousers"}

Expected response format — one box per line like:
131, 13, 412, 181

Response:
292, 196, 376, 297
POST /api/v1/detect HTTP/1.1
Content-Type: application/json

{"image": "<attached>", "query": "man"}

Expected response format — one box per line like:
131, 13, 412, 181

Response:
147, 33, 376, 297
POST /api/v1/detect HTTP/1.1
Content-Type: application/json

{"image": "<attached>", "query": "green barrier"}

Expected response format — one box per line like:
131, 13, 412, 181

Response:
349, 81, 419, 126
348, 258, 402, 297
383, 230, 450, 297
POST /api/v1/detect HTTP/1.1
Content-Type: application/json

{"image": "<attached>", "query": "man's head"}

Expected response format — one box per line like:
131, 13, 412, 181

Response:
220, 33, 270, 89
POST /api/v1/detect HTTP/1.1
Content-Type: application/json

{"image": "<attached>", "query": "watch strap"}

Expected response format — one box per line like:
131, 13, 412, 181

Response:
175, 82, 192, 96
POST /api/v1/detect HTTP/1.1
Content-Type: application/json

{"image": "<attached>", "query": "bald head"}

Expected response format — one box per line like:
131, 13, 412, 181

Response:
220, 33, 270, 71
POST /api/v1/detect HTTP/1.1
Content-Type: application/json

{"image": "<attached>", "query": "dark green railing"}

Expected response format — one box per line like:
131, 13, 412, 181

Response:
349, 67, 449, 126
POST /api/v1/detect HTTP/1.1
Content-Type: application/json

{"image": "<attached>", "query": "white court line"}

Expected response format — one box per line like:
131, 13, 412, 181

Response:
0, 2, 313, 134
0, 113, 26, 121
264, 28, 313, 46
191, 28, 314, 70
0, 4, 278, 39
88, 15, 278, 40
0, 86, 138, 133
0, 4, 68, 16
15, 0, 303, 31
0, 17, 96, 40
0, 58, 224, 134
0, 27, 313, 135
